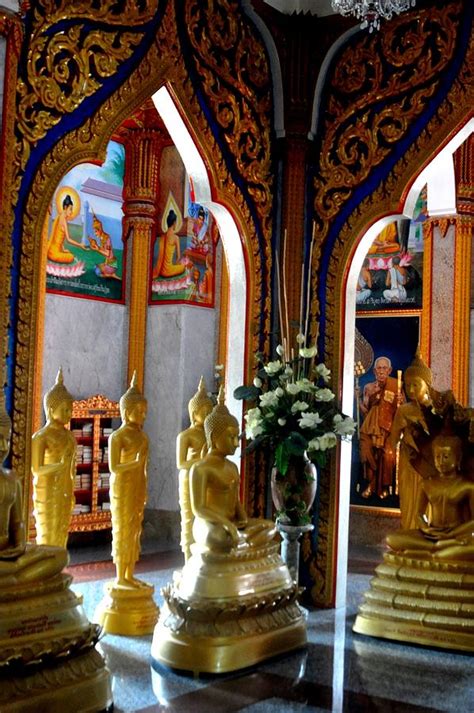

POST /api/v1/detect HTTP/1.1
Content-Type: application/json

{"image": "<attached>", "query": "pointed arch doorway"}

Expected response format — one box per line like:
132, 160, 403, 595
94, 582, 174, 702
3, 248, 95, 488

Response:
335, 118, 474, 608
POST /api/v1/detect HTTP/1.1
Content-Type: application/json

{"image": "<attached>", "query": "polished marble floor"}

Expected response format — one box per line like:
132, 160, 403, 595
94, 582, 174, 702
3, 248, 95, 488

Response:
67, 544, 474, 713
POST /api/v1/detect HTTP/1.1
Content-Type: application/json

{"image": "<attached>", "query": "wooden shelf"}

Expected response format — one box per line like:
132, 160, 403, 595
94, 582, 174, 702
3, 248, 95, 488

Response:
69, 394, 119, 534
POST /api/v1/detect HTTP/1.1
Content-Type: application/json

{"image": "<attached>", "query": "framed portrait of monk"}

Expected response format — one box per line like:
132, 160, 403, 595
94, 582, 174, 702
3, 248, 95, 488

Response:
350, 314, 421, 510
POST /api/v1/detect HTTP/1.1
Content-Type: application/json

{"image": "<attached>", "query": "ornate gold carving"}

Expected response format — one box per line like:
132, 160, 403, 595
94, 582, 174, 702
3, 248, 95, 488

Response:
309, 2, 474, 606
452, 216, 472, 405
9, 0, 273, 528
420, 221, 433, 365
72, 394, 119, 413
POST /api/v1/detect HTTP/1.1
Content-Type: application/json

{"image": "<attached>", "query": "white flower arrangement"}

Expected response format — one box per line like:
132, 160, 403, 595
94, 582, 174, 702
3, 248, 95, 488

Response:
234, 331, 355, 475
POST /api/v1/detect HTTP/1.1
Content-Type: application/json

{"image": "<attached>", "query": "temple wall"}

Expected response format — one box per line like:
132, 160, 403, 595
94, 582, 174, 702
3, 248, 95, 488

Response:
42, 294, 126, 404
144, 304, 217, 514
430, 224, 456, 390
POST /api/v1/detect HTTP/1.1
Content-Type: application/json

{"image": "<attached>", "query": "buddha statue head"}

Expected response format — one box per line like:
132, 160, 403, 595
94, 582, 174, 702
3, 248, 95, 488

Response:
188, 377, 213, 426
43, 368, 73, 425
432, 432, 463, 477
120, 371, 147, 426
404, 349, 432, 405
204, 385, 239, 454
0, 389, 12, 465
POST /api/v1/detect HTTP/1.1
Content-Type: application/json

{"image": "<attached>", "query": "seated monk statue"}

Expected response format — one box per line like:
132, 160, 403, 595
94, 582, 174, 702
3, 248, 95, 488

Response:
0, 390, 66, 587
190, 386, 276, 555
109, 372, 149, 589
31, 368, 76, 548
177, 376, 213, 561
386, 432, 474, 560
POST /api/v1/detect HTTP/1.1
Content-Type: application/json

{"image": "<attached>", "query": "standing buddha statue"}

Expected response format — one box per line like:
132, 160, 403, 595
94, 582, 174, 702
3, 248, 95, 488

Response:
94, 373, 158, 635
31, 368, 76, 548
152, 386, 307, 673
176, 376, 213, 561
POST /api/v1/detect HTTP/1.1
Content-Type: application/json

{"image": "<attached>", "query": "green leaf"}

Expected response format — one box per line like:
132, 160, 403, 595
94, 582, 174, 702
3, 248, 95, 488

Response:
233, 385, 260, 401
275, 441, 290, 475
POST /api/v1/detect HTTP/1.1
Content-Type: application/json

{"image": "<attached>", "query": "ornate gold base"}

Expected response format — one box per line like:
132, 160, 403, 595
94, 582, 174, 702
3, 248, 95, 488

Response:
353, 552, 474, 652
0, 648, 112, 713
152, 581, 307, 674
0, 573, 100, 666
94, 581, 159, 636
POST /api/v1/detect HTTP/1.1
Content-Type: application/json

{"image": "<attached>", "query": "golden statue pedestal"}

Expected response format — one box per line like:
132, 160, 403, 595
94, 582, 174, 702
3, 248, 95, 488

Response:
0, 569, 112, 712
353, 552, 474, 652
151, 541, 307, 674
95, 581, 159, 636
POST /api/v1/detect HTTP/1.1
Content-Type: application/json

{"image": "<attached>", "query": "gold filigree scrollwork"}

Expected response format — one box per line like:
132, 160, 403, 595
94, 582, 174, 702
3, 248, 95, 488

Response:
184, 0, 273, 241
15, 1, 159, 164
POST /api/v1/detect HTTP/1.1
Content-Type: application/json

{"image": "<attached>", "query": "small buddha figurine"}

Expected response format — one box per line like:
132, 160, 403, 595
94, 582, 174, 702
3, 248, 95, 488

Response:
386, 432, 474, 560
109, 372, 149, 588
190, 386, 276, 554
177, 376, 213, 561
0, 390, 68, 584
31, 368, 76, 548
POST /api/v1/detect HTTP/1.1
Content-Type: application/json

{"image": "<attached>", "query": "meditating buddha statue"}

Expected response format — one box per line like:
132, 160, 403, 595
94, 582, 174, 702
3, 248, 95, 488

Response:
177, 376, 213, 561
94, 373, 158, 635
354, 364, 474, 651
386, 433, 474, 560
152, 386, 307, 673
0, 387, 112, 711
31, 368, 76, 548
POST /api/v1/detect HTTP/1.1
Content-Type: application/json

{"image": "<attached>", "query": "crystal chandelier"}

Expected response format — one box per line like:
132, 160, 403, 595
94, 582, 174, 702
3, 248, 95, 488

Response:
331, 0, 416, 32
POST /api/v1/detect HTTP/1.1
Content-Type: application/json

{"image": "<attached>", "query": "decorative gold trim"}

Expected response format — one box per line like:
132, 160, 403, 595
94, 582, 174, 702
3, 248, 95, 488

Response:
350, 504, 401, 517
452, 216, 472, 404
127, 222, 151, 389
356, 309, 422, 319
72, 394, 119, 412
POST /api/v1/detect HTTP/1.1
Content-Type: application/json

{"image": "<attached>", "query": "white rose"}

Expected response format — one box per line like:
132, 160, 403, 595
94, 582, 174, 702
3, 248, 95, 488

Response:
259, 391, 280, 408
315, 388, 335, 402
276, 344, 284, 356
316, 363, 331, 382
278, 417, 287, 426
264, 360, 283, 375
298, 411, 322, 429
291, 400, 309, 414
286, 383, 301, 395
275, 387, 284, 397
253, 377, 263, 388
334, 415, 355, 436
296, 378, 313, 393
299, 345, 317, 359
318, 432, 338, 450
296, 333, 305, 345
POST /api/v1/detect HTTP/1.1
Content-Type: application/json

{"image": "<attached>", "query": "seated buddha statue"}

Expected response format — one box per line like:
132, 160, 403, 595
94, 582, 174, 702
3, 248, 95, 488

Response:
152, 386, 306, 673
386, 432, 474, 560
31, 369, 76, 548
190, 386, 276, 556
176, 376, 213, 561
0, 391, 66, 586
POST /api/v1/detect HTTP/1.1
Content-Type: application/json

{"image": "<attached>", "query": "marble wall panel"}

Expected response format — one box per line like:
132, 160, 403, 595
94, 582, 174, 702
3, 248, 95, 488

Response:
145, 305, 217, 513
430, 224, 455, 390
42, 294, 126, 406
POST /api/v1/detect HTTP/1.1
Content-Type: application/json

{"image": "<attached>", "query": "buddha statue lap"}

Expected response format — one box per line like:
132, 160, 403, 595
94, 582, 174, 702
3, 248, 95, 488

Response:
94, 374, 159, 636
176, 376, 213, 561
354, 356, 474, 651
31, 369, 76, 548
152, 387, 307, 673
0, 386, 112, 711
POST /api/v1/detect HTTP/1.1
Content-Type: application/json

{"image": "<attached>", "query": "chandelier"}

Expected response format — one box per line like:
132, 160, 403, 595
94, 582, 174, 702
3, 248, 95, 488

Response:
331, 0, 416, 31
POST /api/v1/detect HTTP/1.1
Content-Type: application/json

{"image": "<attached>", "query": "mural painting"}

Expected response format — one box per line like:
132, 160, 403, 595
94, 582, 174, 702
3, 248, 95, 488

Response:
45, 141, 125, 303
356, 191, 426, 312
351, 315, 421, 510
150, 147, 217, 307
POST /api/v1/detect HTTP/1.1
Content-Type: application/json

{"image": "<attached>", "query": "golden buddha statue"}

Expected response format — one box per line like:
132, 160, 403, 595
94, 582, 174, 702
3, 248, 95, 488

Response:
0, 387, 112, 710
152, 386, 307, 673
94, 373, 158, 636
31, 368, 76, 548
354, 382, 474, 651
177, 377, 213, 561
386, 433, 474, 560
